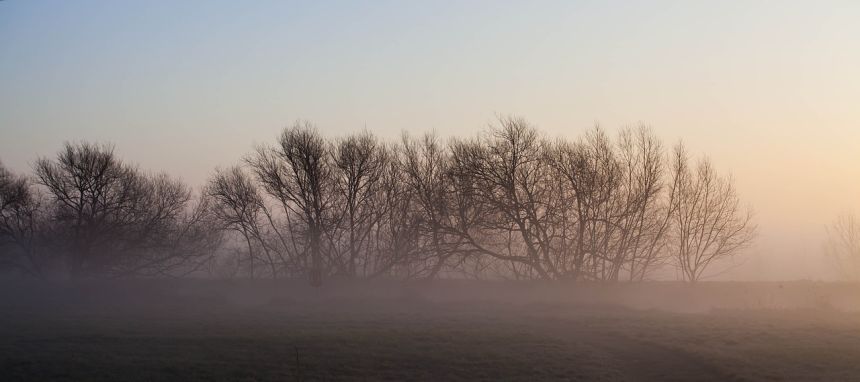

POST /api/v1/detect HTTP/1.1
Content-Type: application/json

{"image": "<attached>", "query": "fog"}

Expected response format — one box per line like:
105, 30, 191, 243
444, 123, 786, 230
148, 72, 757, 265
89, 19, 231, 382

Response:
4, 116, 860, 380
8, 278, 858, 314
2, 278, 860, 381
4, 98, 860, 382
4, 1, 860, 380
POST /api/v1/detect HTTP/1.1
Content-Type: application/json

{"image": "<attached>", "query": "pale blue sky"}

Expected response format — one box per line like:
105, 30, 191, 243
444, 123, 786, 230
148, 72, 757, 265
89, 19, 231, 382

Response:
2, 1, 859, 279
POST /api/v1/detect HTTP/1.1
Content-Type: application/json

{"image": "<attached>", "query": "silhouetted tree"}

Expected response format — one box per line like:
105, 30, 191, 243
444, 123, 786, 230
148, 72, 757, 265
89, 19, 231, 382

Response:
824, 212, 860, 280
207, 166, 276, 278
399, 132, 458, 277
668, 143, 756, 282
549, 127, 623, 280
449, 117, 560, 279
34, 142, 217, 277
331, 131, 388, 277
368, 150, 423, 278
11, 116, 758, 282
0, 161, 48, 276
248, 122, 333, 286
615, 126, 675, 281
116, 184, 222, 277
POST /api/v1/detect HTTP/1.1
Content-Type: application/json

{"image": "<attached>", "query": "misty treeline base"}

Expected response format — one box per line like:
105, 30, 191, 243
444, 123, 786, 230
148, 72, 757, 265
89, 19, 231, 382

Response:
0, 116, 755, 283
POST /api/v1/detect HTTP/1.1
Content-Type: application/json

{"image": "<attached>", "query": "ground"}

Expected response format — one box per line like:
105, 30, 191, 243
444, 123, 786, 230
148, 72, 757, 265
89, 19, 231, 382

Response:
1, 280, 859, 381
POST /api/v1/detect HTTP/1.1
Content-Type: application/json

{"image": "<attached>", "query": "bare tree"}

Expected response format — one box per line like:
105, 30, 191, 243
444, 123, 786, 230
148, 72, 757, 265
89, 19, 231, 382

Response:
34, 142, 216, 277
113, 186, 223, 277
824, 212, 860, 280
368, 150, 423, 278
248, 121, 333, 286
13, 118, 756, 283
449, 116, 560, 279
549, 127, 623, 280
399, 132, 447, 277
614, 126, 674, 281
545, 125, 678, 281
0, 161, 48, 276
34, 142, 139, 276
207, 166, 275, 278
668, 143, 756, 282
331, 131, 388, 277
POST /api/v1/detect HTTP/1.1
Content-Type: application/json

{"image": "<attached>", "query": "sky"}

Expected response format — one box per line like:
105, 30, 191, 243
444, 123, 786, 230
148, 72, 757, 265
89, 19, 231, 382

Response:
1, 0, 859, 280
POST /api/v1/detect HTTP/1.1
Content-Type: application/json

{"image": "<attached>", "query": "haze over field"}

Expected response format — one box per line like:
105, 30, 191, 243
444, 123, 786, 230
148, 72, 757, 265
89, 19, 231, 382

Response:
6, 2, 860, 381
2, 1, 860, 281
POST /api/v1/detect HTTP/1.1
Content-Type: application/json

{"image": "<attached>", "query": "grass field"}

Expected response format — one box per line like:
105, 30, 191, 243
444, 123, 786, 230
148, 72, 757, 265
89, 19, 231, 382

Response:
1, 280, 859, 381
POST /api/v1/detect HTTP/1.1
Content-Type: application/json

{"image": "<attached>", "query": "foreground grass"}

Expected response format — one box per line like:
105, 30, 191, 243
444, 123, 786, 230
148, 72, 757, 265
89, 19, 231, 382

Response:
1, 280, 859, 381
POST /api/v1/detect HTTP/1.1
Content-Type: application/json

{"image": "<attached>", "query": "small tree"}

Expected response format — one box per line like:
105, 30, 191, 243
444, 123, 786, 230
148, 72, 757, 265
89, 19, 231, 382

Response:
669, 143, 756, 282
207, 166, 272, 278
824, 212, 860, 280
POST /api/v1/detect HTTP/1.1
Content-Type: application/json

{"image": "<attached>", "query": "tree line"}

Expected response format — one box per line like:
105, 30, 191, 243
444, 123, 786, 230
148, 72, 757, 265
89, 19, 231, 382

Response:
0, 117, 756, 283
